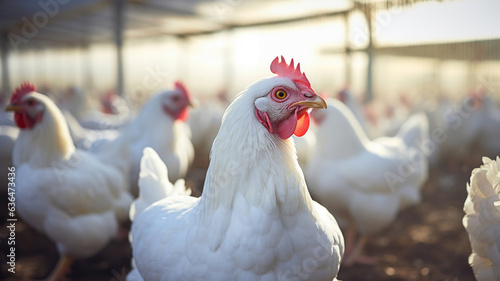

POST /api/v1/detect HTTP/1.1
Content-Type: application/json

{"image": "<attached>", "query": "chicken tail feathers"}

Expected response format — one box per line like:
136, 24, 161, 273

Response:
129, 147, 191, 221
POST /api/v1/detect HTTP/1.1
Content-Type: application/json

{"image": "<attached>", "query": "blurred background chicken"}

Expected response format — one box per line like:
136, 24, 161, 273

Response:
187, 100, 225, 169
122, 81, 194, 195
60, 86, 130, 130
473, 95, 500, 159
7, 82, 132, 281
306, 98, 429, 265
337, 88, 368, 134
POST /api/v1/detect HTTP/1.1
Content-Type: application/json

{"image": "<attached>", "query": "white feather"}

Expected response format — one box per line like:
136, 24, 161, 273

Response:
129, 147, 190, 221
463, 156, 500, 281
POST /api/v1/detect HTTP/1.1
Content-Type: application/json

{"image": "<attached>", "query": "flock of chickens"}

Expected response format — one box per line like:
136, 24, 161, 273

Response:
1, 57, 499, 281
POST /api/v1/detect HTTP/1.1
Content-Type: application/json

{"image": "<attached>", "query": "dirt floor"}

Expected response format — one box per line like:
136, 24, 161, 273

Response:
0, 163, 477, 281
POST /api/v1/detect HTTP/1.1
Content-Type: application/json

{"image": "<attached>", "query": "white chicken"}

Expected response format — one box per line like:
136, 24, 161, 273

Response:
60, 86, 129, 130
6, 82, 132, 281
187, 101, 225, 168
438, 94, 483, 166
0, 124, 18, 189
127, 57, 344, 281
0, 95, 19, 190
63, 110, 120, 152
293, 129, 317, 169
100, 90, 130, 116
123, 81, 194, 196
337, 88, 368, 134
422, 96, 454, 166
463, 156, 500, 281
306, 98, 429, 265
474, 95, 500, 158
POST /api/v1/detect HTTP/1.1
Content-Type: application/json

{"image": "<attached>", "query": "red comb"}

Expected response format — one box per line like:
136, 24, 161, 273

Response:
270, 56, 311, 88
11, 82, 37, 103
174, 81, 191, 101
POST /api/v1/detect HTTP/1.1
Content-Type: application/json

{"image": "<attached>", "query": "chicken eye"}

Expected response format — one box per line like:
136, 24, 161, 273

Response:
27, 100, 35, 106
275, 90, 287, 100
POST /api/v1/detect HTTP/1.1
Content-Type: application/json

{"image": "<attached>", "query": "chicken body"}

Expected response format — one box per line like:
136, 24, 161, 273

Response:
293, 129, 317, 169
187, 101, 224, 168
306, 99, 428, 264
463, 157, 500, 281
474, 96, 500, 158
123, 85, 194, 195
0, 124, 18, 188
64, 110, 120, 152
128, 58, 344, 281
60, 87, 130, 130
307, 99, 429, 231
8, 85, 132, 279
337, 88, 368, 134
438, 95, 483, 164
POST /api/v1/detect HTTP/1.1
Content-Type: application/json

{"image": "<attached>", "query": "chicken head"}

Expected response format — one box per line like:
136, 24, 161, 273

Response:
5, 82, 45, 130
254, 56, 326, 139
162, 81, 193, 122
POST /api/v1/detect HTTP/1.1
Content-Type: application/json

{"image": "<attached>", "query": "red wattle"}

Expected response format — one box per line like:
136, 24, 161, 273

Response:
14, 112, 27, 129
277, 108, 298, 139
164, 106, 189, 122
13, 112, 40, 129
256, 107, 311, 139
102, 105, 113, 114
294, 112, 310, 137
178, 108, 189, 122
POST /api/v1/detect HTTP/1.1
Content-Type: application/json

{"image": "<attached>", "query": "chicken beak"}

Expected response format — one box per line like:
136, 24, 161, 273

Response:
290, 95, 327, 109
5, 104, 22, 112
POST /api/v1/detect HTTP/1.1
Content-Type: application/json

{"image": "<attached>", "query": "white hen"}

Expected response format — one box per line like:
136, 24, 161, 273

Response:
293, 129, 317, 170
0, 124, 18, 189
306, 98, 429, 265
474, 95, 500, 158
127, 57, 344, 281
187, 101, 225, 168
463, 156, 500, 281
60, 86, 130, 130
439, 95, 483, 165
123, 81, 194, 196
337, 88, 368, 134
63, 110, 120, 152
6, 82, 132, 281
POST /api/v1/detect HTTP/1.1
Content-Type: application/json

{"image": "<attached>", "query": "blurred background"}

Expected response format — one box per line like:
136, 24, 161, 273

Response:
1, 0, 500, 280
1, 0, 499, 104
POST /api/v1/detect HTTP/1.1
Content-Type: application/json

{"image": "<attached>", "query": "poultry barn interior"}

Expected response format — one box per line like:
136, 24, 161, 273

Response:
0, 0, 499, 280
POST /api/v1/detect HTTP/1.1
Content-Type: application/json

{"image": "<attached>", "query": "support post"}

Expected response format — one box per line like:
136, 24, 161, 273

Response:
344, 12, 351, 86
81, 44, 93, 90
364, 5, 374, 103
224, 28, 234, 92
1, 32, 11, 92
115, 0, 124, 96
